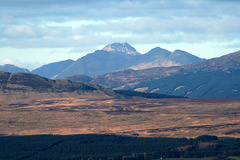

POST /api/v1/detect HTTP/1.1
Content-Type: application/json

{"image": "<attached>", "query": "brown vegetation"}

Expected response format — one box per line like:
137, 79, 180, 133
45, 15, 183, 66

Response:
0, 95, 240, 138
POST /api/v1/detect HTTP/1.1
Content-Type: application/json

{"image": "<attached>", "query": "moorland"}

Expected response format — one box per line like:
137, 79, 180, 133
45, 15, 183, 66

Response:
1, 95, 240, 138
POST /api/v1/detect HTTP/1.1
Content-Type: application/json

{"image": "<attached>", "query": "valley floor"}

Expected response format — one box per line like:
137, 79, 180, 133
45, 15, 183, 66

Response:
0, 96, 240, 138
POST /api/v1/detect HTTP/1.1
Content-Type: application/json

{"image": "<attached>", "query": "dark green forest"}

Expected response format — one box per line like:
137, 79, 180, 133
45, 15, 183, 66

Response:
114, 90, 185, 99
0, 134, 240, 160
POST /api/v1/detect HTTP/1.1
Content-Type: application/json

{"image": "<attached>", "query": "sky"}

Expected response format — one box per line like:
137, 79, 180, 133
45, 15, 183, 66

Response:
0, 0, 240, 70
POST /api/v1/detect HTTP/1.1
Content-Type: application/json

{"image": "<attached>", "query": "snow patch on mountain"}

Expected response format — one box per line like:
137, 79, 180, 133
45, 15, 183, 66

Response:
102, 42, 140, 56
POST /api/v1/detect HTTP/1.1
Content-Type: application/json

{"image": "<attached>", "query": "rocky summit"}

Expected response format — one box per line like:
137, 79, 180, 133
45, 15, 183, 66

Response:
102, 42, 140, 56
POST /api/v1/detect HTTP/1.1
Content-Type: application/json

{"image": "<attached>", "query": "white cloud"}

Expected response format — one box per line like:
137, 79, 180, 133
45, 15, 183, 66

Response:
2, 25, 37, 38
0, 0, 240, 60
1, 14, 239, 48
0, 58, 21, 65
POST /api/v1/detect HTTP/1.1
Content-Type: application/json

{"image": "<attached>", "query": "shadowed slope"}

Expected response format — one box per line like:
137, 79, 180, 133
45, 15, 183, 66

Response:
92, 50, 240, 97
0, 72, 115, 98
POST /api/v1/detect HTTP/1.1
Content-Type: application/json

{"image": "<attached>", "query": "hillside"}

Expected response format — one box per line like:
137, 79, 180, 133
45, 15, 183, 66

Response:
133, 69, 240, 98
92, 50, 240, 98
66, 74, 93, 82
0, 72, 115, 98
0, 64, 30, 73
92, 67, 183, 89
54, 49, 137, 78
31, 59, 74, 79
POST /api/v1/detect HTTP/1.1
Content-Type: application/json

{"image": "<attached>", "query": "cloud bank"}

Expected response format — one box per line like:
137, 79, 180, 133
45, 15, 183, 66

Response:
0, 0, 240, 62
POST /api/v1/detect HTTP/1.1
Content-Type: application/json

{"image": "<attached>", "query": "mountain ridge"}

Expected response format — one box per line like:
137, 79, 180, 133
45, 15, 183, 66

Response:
91, 50, 240, 98
0, 64, 30, 73
1, 42, 204, 79
51, 42, 203, 78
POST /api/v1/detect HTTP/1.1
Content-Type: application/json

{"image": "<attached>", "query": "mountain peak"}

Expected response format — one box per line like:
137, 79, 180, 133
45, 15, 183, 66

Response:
146, 47, 171, 56
102, 42, 139, 55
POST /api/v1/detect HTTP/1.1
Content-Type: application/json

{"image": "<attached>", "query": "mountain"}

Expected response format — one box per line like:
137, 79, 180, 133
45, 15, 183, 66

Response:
66, 74, 93, 82
31, 59, 74, 79
0, 72, 115, 98
32, 42, 203, 79
92, 50, 240, 98
130, 48, 203, 70
0, 64, 30, 73
54, 42, 141, 78
54, 49, 137, 78
170, 49, 204, 65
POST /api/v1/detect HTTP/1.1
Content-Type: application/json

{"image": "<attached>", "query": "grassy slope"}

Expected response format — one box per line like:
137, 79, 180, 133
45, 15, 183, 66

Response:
133, 69, 240, 98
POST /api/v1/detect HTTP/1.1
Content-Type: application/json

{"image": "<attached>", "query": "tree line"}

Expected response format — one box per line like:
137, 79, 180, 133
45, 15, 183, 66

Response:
0, 134, 239, 160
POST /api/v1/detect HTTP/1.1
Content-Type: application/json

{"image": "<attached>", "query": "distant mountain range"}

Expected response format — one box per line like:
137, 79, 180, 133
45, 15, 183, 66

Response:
0, 64, 30, 73
27, 42, 202, 79
92, 50, 240, 98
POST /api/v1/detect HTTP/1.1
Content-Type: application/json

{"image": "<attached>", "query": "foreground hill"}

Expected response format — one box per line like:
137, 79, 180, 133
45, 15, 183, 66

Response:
0, 72, 115, 99
66, 74, 93, 82
0, 64, 30, 73
30, 42, 203, 78
92, 50, 240, 98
